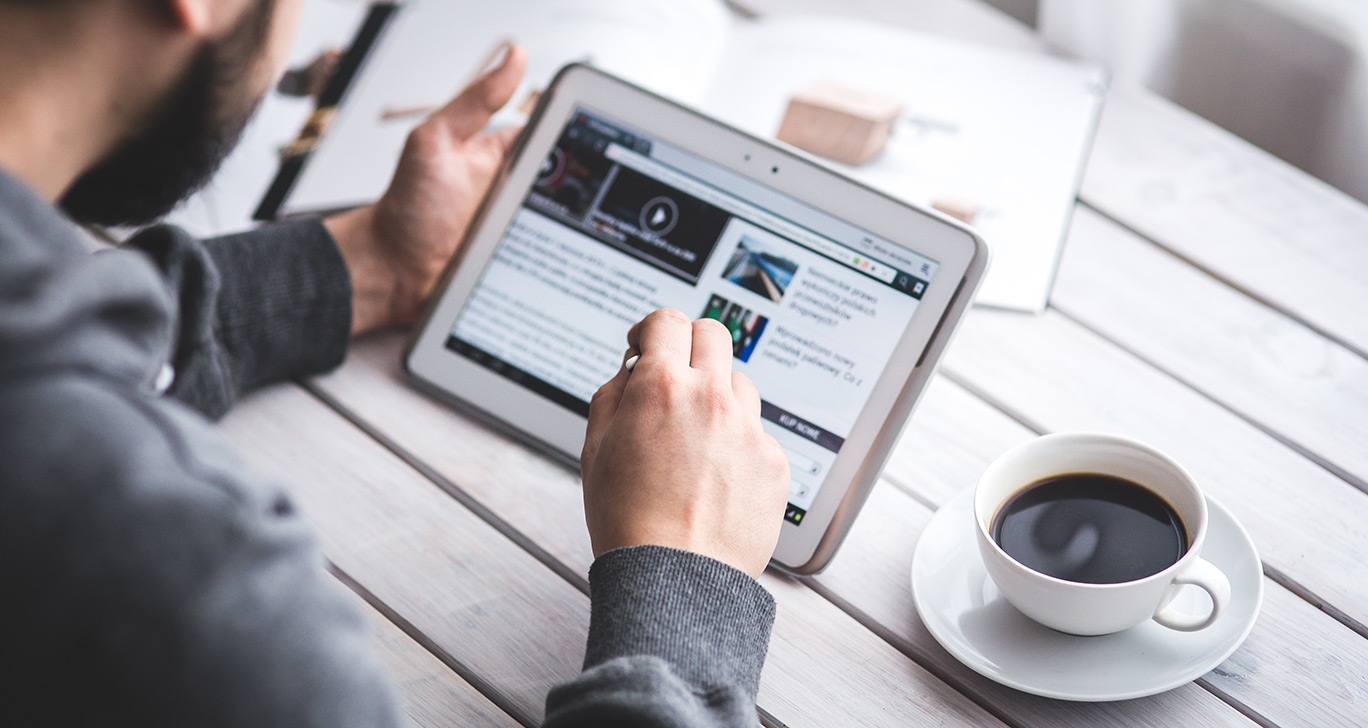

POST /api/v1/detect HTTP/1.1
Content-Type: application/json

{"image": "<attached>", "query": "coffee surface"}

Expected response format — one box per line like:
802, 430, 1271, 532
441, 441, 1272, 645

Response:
990, 474, 1188, 584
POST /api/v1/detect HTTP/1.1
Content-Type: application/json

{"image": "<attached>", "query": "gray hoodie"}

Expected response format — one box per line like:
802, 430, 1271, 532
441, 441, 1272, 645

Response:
0, 167, 773, 727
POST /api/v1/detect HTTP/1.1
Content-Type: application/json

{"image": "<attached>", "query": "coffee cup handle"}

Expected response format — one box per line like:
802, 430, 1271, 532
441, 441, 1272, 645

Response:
1153, 557, 1231, 632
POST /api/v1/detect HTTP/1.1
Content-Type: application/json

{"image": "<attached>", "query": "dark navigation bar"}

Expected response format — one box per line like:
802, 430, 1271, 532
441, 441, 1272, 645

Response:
760, 401, 846, 454
446, 336, 590, 418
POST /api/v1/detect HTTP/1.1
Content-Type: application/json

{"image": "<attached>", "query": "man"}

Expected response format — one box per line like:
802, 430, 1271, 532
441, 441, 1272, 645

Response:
0, 1, 791, 725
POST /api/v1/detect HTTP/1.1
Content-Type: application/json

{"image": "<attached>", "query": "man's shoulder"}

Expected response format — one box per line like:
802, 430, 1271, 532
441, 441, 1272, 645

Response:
0, 371, 305, 565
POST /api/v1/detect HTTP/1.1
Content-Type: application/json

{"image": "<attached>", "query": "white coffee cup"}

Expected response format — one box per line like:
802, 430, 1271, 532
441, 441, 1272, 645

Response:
974, 433, 1231, 636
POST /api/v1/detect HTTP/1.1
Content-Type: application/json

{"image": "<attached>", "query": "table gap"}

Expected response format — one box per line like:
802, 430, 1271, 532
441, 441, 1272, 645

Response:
302, 381, 592, 595
327, 563, 536, 728
1047, 303, 1368, 497
800, 578, 1031, 728
1260, 563, 1368, 641
1075, 200, 1368, 365
1191, 680, 1280, 728
878, 471, 939, 511
937, 370, 1048, 436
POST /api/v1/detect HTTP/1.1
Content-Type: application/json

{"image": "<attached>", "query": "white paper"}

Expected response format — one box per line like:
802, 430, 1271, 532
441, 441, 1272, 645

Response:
278, 5, 1104, 311
699, 16, 1107, 311
284, 0, 732, 215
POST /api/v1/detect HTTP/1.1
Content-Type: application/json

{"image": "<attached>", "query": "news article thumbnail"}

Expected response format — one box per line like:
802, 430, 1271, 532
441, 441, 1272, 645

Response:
722, 236, 799, 303
594, 166, 730, 284
701, 294, 769, 363
531, 125, 615, 221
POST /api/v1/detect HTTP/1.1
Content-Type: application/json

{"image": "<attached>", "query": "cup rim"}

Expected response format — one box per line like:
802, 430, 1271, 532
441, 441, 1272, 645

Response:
974, 432, 1208, 590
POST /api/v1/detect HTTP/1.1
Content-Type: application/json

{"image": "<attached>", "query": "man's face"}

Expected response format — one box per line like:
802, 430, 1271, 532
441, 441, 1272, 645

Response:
60, 0, 302, 227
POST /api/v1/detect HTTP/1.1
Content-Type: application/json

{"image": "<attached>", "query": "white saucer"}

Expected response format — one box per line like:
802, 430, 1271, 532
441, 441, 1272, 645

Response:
911, 487, 1263, 701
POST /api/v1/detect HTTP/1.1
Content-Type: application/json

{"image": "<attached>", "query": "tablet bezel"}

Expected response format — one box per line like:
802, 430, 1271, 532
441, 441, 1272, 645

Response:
406, 64, 988, 574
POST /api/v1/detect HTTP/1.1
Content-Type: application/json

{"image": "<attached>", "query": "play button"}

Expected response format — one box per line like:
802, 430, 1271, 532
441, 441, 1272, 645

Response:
639, 196, 679, 236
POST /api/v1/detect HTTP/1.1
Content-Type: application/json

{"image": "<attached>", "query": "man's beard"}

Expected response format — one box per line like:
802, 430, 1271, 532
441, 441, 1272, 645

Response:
59, 0, 275, 227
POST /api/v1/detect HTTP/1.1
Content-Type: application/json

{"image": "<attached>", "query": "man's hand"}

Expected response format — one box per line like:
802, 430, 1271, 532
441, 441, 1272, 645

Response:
581, 309, 791, 577
325, 45, 529, 335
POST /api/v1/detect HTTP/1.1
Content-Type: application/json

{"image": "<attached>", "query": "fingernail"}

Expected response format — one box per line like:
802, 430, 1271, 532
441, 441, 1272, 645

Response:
484, 41, 513, 75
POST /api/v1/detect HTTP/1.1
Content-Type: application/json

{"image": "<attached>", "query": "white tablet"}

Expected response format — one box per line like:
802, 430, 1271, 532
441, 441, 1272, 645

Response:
406, 65, 988, 574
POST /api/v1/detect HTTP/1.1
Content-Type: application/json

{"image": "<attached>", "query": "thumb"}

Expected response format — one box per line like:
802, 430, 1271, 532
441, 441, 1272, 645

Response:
429, 44, 528, 142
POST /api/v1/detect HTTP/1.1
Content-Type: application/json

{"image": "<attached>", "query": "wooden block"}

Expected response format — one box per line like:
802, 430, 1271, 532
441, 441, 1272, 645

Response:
776, 82, 902, 166
931, 197, 979, 224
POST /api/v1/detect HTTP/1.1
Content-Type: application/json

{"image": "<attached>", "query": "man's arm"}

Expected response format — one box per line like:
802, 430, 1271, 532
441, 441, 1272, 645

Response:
123, 218, 351, 419
544, 547, 775, 727
545, 310, 792, 726
122, 46, 531, 420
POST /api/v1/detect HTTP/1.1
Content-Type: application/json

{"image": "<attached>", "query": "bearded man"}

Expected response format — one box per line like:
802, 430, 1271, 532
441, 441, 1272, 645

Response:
0, 1, 790, 725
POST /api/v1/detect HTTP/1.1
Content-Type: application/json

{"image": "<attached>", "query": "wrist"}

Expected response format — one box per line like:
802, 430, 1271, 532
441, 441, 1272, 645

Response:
324, 206, 397, 335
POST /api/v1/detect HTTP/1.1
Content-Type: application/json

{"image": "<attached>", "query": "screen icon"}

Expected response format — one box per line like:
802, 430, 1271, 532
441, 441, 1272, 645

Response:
639, 196, 679, 236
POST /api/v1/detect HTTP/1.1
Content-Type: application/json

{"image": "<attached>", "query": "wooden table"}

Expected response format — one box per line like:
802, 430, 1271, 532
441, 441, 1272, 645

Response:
217, 4, 1368, 726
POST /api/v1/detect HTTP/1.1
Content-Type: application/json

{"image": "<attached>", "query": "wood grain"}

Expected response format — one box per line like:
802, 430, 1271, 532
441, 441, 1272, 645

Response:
356, 596, 520, 727
941, 307, 1368, 631
883, 374, 1038, 505
309, 333, 1362, 726
309, 333, 1011, 728
1081, 87, 1368, 357
218, 383, 590, 725
1051, 205, 1368, 490
872, 377, 1368, 727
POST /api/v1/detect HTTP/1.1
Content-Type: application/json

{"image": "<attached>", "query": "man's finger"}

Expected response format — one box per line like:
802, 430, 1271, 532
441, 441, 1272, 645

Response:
626, 309, 694, 369
583, 366, 628, 474
429, 44, 528, 142
690, 318, 733, 373
731, 370, 762, 420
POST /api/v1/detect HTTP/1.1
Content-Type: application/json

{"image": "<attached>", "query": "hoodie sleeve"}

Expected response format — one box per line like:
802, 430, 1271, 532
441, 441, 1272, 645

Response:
543, 546, 775, 727
121, 218, 353, 419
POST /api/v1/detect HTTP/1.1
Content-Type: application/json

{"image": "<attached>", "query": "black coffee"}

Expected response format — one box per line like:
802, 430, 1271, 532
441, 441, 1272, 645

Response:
990, 474, 1188, 584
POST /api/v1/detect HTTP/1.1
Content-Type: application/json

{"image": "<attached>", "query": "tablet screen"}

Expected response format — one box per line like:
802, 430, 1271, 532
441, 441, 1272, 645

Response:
447, 108, 938, 525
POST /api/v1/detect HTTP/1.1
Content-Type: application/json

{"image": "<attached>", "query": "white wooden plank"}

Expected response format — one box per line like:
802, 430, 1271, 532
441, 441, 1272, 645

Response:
1081, 86, 1368, 356
869, 377, 1368, 727
312, 333, 1358, 726
941, 307, 1368, 630
309, 332, 1010, 728
218, 384, 589, 725
885, 375, 1037, 505
1051, 205, 1368, 489
357, 598, 520, 727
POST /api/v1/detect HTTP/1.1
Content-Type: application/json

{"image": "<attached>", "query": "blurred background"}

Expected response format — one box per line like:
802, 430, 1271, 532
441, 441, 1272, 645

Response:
757, 0, 1368, 205
174, 0, 1368, 238
982, 0, 1367, 204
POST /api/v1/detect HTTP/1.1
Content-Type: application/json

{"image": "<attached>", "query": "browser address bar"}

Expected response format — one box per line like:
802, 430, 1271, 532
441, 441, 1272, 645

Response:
603, 144, 898, 284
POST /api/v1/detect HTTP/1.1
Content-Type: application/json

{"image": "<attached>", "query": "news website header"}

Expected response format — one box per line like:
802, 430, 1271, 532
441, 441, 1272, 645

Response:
530, 110, 936, 301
